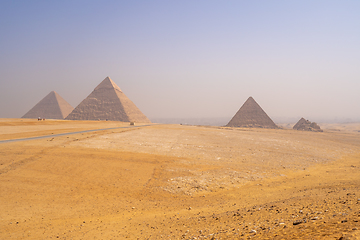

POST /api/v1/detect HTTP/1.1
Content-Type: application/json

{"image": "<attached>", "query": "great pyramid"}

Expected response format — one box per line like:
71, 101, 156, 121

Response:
226, 97, 278, 129
22, 91, 74, 119
66, 77, 151, 123
293, 118, 323, 132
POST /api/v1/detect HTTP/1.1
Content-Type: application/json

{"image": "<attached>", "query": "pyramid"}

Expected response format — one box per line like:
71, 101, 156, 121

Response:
293, 118, 323, 132
22, 91, 74, 119
65, 77, 151, 123
226, 97, 278, 129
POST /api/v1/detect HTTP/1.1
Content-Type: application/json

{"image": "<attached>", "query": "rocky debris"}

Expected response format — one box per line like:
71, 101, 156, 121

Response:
293, 118, 323, 132
162, 169, 262, 195
250, 229, 257, 234
139, 190, 360, 239
293, 219, 304, 225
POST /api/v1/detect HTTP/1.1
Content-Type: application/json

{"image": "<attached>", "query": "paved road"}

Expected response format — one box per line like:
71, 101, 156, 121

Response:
0, 124, 153, 144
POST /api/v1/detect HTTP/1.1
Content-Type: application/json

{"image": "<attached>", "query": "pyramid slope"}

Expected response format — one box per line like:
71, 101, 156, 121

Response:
293, 118, 308, 129
293, 118, 323, 132
226, 97, 278, 129
66, 77, 151, 123
54, 92, 75, 118
22, 91, 74, 119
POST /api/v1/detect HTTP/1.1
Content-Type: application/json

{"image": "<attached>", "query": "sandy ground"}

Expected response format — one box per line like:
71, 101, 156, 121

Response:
0, 119, 360, 239
0, 118, 136, 140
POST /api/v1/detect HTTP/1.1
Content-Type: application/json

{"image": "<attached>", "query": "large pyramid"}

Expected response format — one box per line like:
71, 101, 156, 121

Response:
226, 97, 278, 129
66, 77, 151, 123
22, 91, 74, 119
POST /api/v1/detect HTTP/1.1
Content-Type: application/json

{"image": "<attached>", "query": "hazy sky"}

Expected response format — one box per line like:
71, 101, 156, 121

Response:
1, 1, 359, 122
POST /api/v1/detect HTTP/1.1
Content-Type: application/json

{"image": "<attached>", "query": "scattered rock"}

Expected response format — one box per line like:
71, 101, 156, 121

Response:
339, 235, 351, 240
293, 219, 304, 225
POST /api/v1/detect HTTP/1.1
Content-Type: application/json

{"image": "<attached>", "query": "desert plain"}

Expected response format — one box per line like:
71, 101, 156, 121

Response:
0, 118, 360, 239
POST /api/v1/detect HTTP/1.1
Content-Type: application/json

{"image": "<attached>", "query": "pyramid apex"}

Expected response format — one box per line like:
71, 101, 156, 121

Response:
94, 76, 122, 92
246, 96, 255, 101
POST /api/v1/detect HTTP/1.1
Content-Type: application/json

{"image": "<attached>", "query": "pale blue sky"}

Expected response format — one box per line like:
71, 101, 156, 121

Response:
1, 1, 359, 122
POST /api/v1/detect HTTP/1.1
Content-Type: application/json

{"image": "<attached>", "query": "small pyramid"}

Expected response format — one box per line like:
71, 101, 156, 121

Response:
293, 118, 323, 132
66, 77, 151, 123
22, 91, 74, 119
226, 97, 278, 129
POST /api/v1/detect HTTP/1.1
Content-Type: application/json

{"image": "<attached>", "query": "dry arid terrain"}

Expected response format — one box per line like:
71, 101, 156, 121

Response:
1, 118, 360, 239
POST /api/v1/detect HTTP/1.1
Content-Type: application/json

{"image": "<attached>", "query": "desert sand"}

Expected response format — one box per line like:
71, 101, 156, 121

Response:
1, 119, 360, 239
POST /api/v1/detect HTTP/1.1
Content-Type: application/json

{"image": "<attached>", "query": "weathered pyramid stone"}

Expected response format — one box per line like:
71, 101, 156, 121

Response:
293, 118, 323, 132
66, 77, 151, 123
22, 91, 74, 119
226, 97, 278, 129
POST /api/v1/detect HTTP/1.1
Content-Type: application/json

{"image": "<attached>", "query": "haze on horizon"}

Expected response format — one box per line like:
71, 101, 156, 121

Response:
1, 1, 359, 123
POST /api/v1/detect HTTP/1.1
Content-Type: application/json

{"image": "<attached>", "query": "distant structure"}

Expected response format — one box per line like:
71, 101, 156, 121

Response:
66, 77, 151, 123
22, 91, 74, 119
226, 97, 278, 129
293, 118, 323, 132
